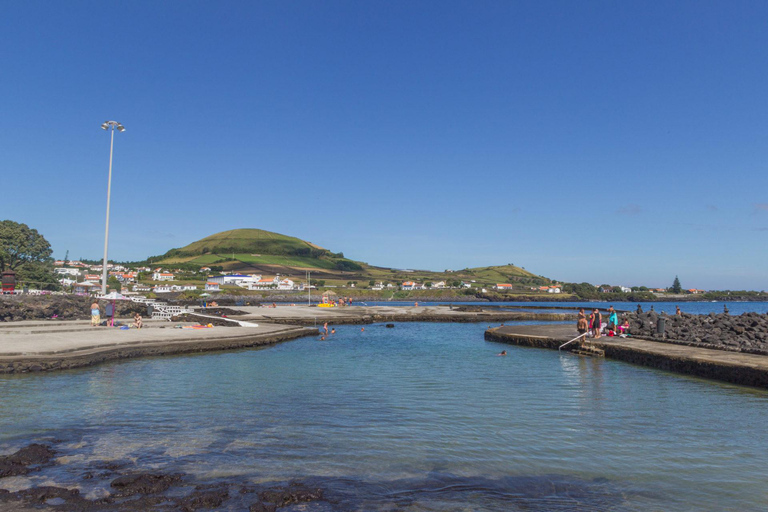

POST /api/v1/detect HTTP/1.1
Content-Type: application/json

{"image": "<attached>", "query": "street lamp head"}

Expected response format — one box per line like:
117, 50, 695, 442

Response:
101, 120, 125, 132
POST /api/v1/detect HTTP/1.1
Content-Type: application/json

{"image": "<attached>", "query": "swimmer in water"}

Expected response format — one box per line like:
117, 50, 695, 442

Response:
497, 350, 507, 356
331, 328, 336, 334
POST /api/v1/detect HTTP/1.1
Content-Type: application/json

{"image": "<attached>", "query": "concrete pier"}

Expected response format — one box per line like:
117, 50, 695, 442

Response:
0, 318, 315, 374
485, 325, 768, 389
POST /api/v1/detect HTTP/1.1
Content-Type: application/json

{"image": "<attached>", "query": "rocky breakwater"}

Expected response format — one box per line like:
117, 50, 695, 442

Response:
0, 295, 145, 322
625, 311, 768, 355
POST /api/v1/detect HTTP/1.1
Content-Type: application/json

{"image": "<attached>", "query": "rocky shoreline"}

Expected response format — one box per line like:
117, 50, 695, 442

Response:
0, 443, 324, 511
623, 310, 768, 355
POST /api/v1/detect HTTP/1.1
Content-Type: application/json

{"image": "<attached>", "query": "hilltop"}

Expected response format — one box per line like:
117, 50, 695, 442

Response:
149, 228, 553, 290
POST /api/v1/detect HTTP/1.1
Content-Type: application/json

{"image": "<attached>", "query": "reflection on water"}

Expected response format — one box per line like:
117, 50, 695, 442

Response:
1, 322, 768, 511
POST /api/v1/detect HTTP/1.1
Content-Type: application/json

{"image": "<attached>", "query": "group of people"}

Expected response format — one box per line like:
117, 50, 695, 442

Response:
577, 306, 629, 339
322, 297, 354, 307
89, 301, 142, 329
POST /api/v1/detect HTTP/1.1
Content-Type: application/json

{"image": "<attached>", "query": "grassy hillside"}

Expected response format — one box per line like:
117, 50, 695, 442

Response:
151, 228, 553, 290
161, 229, 330, 259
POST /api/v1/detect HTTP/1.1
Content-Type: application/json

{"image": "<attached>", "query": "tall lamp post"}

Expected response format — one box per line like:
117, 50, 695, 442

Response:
100, 121, 125, 294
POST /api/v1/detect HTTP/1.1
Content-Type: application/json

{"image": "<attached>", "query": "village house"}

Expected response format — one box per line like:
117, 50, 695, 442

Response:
153, 284, 173, 293
401, 281, 420, 291
205, 282, 220, 292
84, 274, 100, 283
495, 283, 513, 291
371, 282, 385, 290
152, 272, 175, 281
277, 279, 295, 290
208, 274, 262, 286
133, 284, 151, 293
58, 278, 76, 287
547, 286, 561, 294
432, 281, 446, 289
54, 268, 80, 276
171, 284, 197, 292
251, 277, 279, 290
460, 282, 472, 288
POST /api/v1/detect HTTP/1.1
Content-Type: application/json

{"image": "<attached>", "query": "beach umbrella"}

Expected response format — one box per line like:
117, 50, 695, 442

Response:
96, 291, 130, 326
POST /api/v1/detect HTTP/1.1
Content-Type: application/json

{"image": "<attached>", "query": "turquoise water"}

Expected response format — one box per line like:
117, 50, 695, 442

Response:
1, 322, 768, 510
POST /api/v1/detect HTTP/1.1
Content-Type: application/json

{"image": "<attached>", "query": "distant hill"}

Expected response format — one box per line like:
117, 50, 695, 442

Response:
151, 228, 552, 289
161, 228, 330, 259
155, 228, 363, 273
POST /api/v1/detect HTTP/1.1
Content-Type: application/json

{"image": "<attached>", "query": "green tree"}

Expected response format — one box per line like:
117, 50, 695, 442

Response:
107, 275, 122, 292
0, 220, 59, 290
671, 276, 682, 294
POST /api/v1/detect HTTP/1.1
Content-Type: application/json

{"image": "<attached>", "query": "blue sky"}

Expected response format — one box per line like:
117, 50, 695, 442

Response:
1, 1, 767, 290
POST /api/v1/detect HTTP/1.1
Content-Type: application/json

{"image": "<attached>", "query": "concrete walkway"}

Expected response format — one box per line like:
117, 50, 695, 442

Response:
0, 318, 316, 374
486, 325, 768, 389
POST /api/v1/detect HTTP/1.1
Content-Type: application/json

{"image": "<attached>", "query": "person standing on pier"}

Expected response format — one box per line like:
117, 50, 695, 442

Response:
90, 301, 101, 327
577, 309, 589, 339
590, 308, 602, 338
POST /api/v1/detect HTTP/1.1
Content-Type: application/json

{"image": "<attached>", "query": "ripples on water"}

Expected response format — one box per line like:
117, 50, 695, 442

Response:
1, 322, 768, 511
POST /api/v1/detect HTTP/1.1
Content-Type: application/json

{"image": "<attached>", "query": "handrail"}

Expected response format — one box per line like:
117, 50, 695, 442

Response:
558, 333, 587, 351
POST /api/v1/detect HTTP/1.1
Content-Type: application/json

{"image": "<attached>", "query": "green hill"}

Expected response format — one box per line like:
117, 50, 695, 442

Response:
162, 228, 329, 259
155, 228, 363, 272
151, 228, 552, 290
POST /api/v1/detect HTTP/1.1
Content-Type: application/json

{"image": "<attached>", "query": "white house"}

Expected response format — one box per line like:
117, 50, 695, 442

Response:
619, 286, 632, 293
372, 282, 385, 290
152, 272, 175, 281
58, 278, 76, 286
432, 281, 446, 289
547, 287, 561, 294
205, 282, 220, 292
461, 282, 472, 289
495, 284, 513, 291
252, 278, 278, 290
171, 284, 197, 292
209, 274, 261, 286
54, 268, 80, 276
277, 279, 295, 290
84, 274, 100, 283
133, 284, 151, 293
153, 284, 172, 293
401, 281, 418, 290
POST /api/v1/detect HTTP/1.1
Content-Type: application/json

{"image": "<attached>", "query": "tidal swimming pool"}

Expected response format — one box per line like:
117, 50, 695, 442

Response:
1, 322, 767, 511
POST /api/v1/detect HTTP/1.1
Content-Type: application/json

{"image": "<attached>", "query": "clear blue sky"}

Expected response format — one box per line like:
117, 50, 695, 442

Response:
2, 1, 767, 290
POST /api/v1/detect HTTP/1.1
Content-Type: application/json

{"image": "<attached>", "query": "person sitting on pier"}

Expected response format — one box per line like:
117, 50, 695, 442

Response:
133, 313, 143, 329
619, 319, 630, 334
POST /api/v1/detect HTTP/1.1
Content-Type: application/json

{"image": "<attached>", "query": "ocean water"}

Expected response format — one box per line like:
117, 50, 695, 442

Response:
302, 300, 768, 316
1, 321, 767, 510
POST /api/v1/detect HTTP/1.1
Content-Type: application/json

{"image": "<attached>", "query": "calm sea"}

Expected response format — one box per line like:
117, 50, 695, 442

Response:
1, 311, 767, 510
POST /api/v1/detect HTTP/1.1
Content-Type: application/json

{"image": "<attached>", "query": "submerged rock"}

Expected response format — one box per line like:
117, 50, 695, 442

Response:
258, 482, 324, 506
110, 472, 183, 496
0, 443, 56, 478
